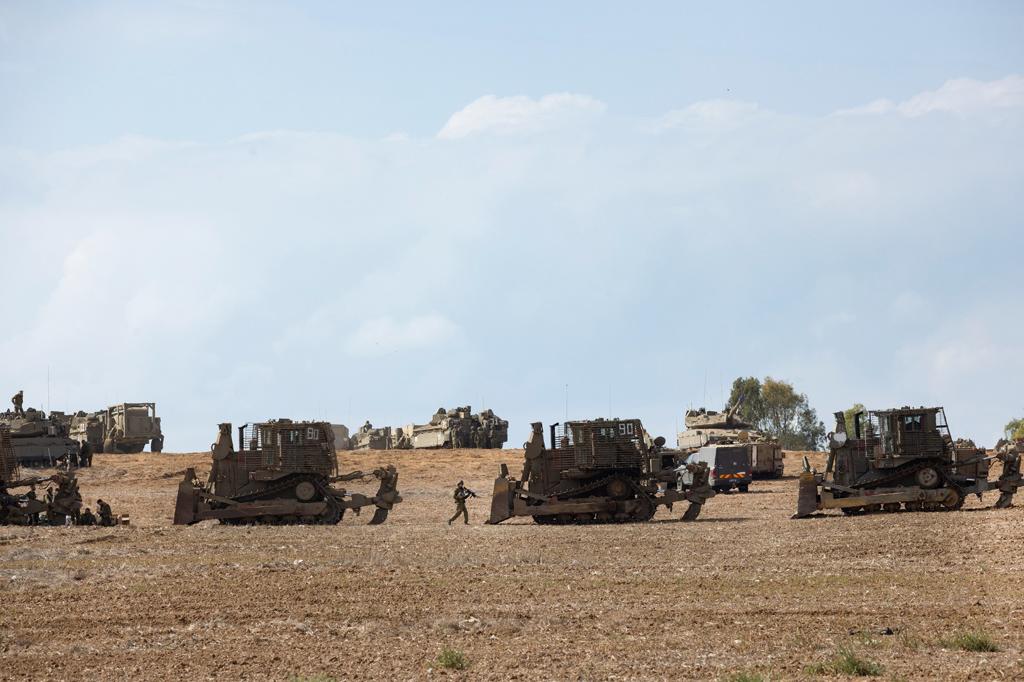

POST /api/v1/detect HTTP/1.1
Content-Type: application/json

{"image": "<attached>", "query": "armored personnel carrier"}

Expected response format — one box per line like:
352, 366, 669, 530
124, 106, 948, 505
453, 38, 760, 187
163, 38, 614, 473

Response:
0, 408, 80, 466
795, 406, 1016, 517
174, 419, 402, 525
71, 403, 163, 453
678, 399, 783, 478
487, 418, 715, 524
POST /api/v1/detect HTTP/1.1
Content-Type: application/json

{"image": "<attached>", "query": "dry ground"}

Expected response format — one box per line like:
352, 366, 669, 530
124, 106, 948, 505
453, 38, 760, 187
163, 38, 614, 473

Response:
2, 449, 1023, 681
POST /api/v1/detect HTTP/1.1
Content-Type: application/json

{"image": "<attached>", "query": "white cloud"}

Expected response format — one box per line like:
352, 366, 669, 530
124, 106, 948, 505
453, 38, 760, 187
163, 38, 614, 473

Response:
437, 93, 606, 139
835, 75, 1024, 118
650, 99, 762, 133
345, 315, 460, 357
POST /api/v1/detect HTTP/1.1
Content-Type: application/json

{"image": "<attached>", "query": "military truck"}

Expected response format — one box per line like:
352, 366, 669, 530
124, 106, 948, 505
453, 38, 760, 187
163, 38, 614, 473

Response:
487, 418, 715, 524
795, 406, 1017, 517
70, 403, 163, 453
678, 399, 783, 478
402, 406, 509, 449
0, 408, 80, 466
173, 419, 402, 525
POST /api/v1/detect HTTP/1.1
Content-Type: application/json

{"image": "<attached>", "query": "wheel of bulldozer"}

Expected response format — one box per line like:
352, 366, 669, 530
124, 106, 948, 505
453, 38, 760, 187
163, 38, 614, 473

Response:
882, 503, 901, 513
904, 501, 922, 512
632, 497, 656, 522
295, 480, 317, 502
865, 503, 881, 514
916, 467, 941, 489
532, 515, 556, 525
606, 478, 631, 500
841, 506, 864, 516
941, 488, 965, 511
595, 512, 613, 523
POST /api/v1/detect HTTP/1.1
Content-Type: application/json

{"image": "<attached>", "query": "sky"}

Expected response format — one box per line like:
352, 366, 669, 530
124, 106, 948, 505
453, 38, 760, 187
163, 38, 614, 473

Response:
1, 1, 1022, 451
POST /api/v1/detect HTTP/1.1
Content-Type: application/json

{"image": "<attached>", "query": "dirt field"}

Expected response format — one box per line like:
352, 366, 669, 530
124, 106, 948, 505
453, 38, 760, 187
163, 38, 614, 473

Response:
2, 448, 1022, 681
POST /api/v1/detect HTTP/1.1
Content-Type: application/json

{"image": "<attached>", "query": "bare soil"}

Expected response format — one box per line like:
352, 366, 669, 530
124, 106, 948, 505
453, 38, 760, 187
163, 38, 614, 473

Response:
2, 449, 1022, 681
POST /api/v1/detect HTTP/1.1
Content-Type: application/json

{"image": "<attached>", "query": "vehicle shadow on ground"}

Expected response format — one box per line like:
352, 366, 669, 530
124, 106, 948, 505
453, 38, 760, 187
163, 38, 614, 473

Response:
652, 516, 754, 524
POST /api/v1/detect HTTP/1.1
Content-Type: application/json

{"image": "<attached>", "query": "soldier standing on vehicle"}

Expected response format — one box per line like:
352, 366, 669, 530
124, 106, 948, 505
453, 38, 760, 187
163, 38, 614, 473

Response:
447, 480, 476, 525
11, 391, 24, 417
450, 425, 461, 449
96, 499, 115, 526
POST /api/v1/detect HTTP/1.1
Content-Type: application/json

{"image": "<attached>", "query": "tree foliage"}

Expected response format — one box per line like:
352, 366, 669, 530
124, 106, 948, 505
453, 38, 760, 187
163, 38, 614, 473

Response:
1006, 417, 1024, 440
727, 376, 826, 450
844, 403, 866, 436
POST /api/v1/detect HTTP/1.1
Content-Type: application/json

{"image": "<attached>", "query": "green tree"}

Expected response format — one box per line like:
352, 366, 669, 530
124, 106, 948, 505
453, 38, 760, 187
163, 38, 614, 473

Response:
1006, 417, 1024, 440
726, 375, 825, 450
726, 377, 766, 427
844, 403, 866, 436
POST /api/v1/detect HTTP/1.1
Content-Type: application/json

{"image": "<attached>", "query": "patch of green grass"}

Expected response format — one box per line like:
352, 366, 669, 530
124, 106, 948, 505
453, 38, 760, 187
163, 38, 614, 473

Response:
805, 648, 883, 677
435, 646, 469, 671
940, 631, 1000, 653
724, 672, 766, 682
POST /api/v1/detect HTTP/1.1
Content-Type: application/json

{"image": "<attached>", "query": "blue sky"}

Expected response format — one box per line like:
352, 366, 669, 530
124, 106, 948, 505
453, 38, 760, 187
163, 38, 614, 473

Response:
1, 1, 1022, 450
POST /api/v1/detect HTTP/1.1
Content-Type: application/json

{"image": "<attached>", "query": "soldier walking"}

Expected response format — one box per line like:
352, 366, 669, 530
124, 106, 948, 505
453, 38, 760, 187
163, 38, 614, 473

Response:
447, 480, 476, 525
11, 390, 24, 417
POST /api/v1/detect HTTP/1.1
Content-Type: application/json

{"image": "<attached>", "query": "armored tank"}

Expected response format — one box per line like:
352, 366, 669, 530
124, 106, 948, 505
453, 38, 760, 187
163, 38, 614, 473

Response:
795, 406, 1017, 517
678, 398, 783, 479
0, 425, 19, 483
402, 406, 509, 449
174, 419, 402, 525
487, 418, 715, 524
71, 403, 163, 453
0, 408, 80, 466
351, 422, 395, 450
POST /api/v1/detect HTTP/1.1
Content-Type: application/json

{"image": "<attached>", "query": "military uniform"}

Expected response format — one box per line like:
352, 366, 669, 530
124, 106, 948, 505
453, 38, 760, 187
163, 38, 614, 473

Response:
79, 508, 97, 526
11, 391, 24, 417
995, 443, 1022, 509
97, 499, 115, 527
447, 481, 475, 525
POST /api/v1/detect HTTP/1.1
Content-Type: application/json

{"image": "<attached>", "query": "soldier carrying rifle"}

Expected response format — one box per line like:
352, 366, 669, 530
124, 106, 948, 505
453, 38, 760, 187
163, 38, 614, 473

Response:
447, 480, 477, 525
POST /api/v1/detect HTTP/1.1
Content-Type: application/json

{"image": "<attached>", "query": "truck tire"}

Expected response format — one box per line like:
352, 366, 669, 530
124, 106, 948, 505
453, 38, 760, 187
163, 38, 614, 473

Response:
738, 484, 749, 493
151, 437, 163, 453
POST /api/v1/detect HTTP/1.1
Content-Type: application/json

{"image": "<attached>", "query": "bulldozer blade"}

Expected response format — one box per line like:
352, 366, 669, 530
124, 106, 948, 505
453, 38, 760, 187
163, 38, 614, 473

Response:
368, 507, 389, 525
173, 470, 200, 525
793, 471, 820, 519
487, 475, 516, 525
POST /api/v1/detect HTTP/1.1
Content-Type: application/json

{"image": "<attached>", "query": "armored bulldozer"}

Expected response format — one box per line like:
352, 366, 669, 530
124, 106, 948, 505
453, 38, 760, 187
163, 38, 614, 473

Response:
402, 406, 509, 449
487, 418, 715, 524
174, 419, 402, 525
678, 398, 783, 479
71, 403, 163, 454
794, 406, 1019, 518
1, 425, 113, 526
0, 408, 80, 466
